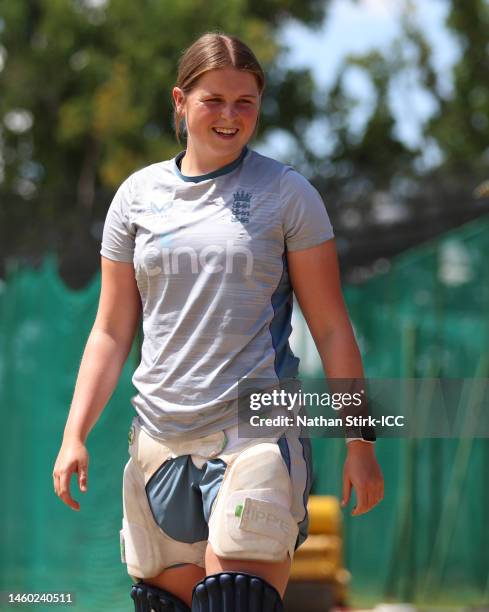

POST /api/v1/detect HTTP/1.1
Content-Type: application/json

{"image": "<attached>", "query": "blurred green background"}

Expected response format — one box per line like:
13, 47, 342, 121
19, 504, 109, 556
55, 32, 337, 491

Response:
1, 0, 489, 610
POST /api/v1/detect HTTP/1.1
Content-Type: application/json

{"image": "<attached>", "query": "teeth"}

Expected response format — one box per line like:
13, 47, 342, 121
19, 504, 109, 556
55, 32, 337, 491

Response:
214, 128, 238, 134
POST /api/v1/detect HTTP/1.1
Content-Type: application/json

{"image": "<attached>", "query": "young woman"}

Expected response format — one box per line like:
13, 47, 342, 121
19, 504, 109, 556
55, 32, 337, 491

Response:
53, 32, 384, 612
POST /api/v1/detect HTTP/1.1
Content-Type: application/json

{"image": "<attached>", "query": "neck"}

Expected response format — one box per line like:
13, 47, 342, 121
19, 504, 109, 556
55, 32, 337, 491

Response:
180, 143, 245, 176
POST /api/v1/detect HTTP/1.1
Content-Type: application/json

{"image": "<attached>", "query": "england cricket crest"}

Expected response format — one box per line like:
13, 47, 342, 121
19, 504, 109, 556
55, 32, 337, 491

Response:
231, 189, 252, 224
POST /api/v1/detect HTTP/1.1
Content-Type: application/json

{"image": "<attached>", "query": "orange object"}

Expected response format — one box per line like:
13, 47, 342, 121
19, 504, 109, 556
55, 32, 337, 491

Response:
287, 496, 350, 608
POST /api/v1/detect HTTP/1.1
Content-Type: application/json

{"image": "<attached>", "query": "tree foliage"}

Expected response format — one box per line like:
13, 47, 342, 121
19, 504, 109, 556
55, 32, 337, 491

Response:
1, 0, 489, 284
308, 0, 489, 280
426, 0, 489, 169
0, 0, 330, 281
0, 2, 328, 201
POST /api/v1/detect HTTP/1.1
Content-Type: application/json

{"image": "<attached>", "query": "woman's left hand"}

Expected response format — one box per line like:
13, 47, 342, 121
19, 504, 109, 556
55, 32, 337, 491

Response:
341, 441, 384, 515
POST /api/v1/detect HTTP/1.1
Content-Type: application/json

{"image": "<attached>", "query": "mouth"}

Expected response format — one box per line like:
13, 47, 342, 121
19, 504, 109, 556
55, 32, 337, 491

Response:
212, 127, 239, 139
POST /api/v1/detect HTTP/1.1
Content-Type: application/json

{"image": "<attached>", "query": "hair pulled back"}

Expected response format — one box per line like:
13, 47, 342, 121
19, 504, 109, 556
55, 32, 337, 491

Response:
173, 32, 265, 144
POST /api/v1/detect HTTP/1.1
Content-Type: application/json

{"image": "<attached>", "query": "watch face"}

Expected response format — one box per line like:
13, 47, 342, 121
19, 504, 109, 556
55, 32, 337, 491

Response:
345, 426, 376, 442
361, 426, 377, 442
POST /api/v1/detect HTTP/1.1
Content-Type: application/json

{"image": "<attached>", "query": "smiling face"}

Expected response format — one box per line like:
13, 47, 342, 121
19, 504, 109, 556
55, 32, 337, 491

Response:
172, 67, 261, 167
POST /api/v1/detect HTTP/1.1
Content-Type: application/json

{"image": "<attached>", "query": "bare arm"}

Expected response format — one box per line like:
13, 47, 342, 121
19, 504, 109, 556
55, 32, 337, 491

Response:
287, 238, 384, 515
53, 256, 141, 509
63, 256, 141, 443
288, 240, 363, 379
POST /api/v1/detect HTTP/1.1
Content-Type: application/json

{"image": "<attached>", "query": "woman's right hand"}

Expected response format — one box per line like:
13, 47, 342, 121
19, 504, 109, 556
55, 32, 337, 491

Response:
53, 437, 89, 511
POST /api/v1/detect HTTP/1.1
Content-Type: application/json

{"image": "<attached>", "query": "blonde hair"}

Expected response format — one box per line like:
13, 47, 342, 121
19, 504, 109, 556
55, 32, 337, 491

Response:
173, 32, 265, 144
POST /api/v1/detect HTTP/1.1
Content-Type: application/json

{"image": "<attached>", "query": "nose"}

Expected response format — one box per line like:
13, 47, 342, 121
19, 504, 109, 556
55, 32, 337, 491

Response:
219, 104, 238, 120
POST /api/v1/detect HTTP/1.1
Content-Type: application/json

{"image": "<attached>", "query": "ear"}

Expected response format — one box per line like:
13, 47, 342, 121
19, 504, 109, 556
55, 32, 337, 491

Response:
172, 87, 185, 115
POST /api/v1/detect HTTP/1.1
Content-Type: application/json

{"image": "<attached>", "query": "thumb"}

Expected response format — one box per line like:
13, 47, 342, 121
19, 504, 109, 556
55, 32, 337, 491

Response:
341, 476, 352, 508
78, 463, 88, 492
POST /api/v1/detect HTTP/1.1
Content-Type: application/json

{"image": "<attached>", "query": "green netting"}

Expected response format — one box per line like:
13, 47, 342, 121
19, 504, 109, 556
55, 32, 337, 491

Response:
1, 215, 488, 610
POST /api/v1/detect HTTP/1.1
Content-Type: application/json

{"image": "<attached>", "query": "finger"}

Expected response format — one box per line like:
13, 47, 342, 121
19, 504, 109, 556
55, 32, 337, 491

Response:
58, 470, 80, 511
370, 481, 383, 508
78, 463, 88, 492
369, 489, 379, 512
372, 483, 382, 507
376, 482, 385, 505
53, 473, 60, 496
341, 476, 352, 508
366, 487, 376, 511
352, 485, 369, 515
365, 483, 382, 513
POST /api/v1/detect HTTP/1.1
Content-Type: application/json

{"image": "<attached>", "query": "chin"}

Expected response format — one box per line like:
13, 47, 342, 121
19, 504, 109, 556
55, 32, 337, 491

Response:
211, 142, 243, 153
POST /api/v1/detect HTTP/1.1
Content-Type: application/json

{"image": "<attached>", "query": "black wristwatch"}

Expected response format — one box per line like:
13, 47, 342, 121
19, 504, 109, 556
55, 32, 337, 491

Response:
345, 425, 377, 443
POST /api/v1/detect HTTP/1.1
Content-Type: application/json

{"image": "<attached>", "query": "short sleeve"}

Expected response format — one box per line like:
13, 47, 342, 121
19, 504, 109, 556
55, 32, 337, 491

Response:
100, 176, 135, 263
280, 167, 334, 252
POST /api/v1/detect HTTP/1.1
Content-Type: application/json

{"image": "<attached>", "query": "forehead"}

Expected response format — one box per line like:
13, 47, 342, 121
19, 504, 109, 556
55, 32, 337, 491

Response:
193, 67, 259, 96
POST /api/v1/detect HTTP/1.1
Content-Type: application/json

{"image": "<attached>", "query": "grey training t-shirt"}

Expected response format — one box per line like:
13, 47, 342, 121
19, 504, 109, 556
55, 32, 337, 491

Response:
100, 146, 334, 440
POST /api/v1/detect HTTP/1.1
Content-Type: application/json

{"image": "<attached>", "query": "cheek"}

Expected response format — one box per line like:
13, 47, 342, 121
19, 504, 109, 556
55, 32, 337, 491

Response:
242, 109, 259, 129
240, 105, 259, 120
187, 106, 215, 129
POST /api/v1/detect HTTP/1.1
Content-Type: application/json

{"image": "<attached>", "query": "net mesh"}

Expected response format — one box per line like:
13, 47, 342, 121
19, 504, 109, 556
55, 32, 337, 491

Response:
1, 215, 488, 609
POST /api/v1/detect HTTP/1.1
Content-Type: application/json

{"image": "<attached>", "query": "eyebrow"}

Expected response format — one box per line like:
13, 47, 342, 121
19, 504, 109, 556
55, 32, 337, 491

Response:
204, 92, 258, 98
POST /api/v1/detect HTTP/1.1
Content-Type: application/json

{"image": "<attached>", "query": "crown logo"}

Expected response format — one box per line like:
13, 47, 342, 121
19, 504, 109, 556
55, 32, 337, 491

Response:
231, 189, 252, 224
233, 190, 252, 204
